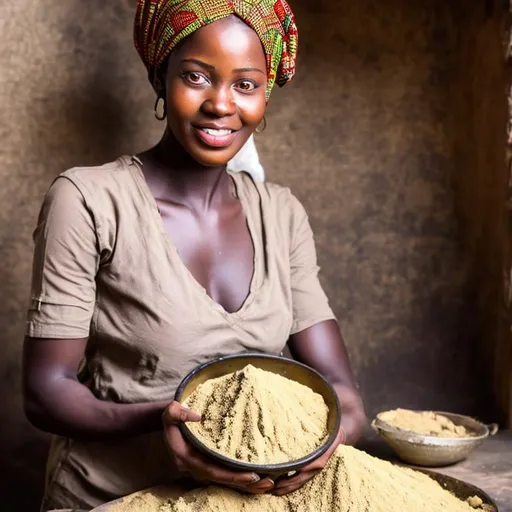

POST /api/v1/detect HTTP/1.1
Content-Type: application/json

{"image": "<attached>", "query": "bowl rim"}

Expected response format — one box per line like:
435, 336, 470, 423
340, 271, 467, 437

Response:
174, 352, 342, 473
373, 409, 491, 445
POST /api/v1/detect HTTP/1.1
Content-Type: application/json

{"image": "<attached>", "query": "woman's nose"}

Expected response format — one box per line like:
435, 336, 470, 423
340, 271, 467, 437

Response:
201, 85, 236, 117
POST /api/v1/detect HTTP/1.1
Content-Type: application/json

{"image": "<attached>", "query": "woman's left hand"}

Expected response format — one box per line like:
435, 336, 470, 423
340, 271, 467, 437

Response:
272, 425, 346, 496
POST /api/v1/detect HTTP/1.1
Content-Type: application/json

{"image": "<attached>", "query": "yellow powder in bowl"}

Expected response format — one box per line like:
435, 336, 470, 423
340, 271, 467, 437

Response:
378, 409, 475, 438
183, 364, 330, 464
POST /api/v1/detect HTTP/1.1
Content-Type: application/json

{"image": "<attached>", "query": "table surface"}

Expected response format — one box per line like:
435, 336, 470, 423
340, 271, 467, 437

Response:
362, 430, 512, 512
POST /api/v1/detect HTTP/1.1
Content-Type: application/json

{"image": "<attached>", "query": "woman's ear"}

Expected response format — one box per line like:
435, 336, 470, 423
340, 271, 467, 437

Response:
151, 58, 169, 96
152, 71, 166, 98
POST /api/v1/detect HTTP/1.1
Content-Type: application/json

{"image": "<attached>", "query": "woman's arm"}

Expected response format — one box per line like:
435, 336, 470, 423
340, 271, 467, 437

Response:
24, 336, 272, 492
23, 336, 170, 441
23, 178, 170, 441
288, 319, 367, 445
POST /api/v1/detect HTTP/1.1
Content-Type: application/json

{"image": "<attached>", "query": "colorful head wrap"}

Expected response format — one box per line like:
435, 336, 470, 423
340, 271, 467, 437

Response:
134, 0, 298, 99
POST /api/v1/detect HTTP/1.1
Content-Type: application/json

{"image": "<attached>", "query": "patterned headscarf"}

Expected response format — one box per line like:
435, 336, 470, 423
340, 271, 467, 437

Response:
134, 0, 298, 99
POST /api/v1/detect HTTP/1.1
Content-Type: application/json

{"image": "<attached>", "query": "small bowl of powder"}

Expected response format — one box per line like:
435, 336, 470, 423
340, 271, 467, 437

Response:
174, 353, 342, 480
372, 408, 498, 467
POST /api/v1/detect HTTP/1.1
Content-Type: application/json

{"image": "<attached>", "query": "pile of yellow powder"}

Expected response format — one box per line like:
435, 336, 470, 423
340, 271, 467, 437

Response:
107, 367, 490, 512
183, 364, 329, 464
378, 409, 475, 438
109, 446, 488, 512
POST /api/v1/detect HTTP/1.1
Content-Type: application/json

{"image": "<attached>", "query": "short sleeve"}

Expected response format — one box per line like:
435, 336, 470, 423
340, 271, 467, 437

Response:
289, 196, 336, 334
26, 177, 99, 338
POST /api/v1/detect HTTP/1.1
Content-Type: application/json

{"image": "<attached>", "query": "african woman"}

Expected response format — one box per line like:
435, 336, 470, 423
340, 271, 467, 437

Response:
22, 1, 367, 510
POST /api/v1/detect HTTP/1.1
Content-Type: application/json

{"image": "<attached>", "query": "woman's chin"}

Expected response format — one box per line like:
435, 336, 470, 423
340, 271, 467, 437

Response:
184, 143, 247, 168
187, 152, 233, 167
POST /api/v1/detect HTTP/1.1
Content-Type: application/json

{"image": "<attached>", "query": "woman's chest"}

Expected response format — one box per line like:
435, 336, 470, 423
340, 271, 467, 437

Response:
158, 199, 254, 315
91, 200, 294, 362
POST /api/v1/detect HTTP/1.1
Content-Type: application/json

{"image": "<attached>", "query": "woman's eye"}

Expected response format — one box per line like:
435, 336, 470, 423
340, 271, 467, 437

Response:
185, 72, 208, 85
236, 80, 257, 92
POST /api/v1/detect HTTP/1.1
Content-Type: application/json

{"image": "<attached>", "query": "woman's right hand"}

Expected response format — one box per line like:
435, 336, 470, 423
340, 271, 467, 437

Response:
163, 401, 274, 494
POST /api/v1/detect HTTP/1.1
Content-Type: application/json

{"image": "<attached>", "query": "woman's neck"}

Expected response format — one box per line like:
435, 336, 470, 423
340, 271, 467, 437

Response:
139, 129, 233, 212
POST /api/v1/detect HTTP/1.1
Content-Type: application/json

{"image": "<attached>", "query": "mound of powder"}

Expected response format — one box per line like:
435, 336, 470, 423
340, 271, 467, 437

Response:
378, 409, 474, 438
183, 364, 329, 464
107, 492, 166, 512
110, 446, 487, 512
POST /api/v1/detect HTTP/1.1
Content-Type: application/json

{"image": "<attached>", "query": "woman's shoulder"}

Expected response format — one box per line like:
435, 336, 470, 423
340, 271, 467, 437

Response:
39, 156, 141, 229
45, 156, 143, 216
58, 155, 135, 191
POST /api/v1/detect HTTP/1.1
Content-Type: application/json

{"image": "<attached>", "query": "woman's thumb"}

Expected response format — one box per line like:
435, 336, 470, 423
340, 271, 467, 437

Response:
165, 400, 202, 424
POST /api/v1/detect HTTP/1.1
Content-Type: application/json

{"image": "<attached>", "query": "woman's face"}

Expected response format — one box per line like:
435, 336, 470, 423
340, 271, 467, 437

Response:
163, 16, 267, 167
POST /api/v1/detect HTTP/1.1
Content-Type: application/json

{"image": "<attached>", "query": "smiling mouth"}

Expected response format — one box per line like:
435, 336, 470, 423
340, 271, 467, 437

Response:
199, 128, 234, 136
193, 126, 239, 148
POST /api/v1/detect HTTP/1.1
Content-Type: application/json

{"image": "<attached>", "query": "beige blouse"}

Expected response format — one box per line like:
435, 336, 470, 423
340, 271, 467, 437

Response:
26, 156, 335, 511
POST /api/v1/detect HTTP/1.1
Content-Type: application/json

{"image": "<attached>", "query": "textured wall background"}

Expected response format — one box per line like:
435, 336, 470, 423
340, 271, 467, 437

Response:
449, 3, 511, 427
0, 0, 505, 509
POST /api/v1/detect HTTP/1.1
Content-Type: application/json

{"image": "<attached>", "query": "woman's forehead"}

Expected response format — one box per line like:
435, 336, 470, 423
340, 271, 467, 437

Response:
170, 17, 266, 68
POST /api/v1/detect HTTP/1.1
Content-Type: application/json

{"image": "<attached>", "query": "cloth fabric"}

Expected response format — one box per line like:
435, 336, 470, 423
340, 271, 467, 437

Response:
27, 156, 335, 511
133, 0, 298, 99
227, 135, 265, 181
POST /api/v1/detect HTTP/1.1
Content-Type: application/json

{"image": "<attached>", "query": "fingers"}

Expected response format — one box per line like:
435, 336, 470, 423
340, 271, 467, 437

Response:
273, 470, 319, 496
190, 476, 275, 495
164, 401, 201, 425
337, 425, 347, 445
273, 470, 320, 496
295, 444, 335, 474
167, 424, 260, 488
273, 443, 341, 497
296, 425, 346, 473
189, 455, 261, 488
232, 477, 275, 495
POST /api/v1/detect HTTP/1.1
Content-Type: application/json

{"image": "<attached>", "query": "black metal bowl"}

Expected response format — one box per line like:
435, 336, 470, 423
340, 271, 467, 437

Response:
174, 353, 342, 479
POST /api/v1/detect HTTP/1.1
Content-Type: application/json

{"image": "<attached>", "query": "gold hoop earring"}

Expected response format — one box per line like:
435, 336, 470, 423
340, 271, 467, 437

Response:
255, 116, 267, 133
154, 96, 166, 121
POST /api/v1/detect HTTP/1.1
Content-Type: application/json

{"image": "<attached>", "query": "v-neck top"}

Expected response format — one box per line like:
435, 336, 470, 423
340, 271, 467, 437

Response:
26, 156, 336, 511
131, 155, 263, 320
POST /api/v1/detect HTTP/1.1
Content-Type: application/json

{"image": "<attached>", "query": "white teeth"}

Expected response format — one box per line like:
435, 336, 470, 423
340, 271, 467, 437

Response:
201, 128, 233, 136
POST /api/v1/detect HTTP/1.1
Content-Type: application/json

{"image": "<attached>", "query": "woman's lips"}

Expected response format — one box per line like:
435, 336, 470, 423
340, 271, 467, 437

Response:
193, 126, 238, 148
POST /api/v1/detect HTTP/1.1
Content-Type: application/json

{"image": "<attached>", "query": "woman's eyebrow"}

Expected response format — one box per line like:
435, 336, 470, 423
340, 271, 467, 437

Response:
234, 67, 266, 75
181, 58, 215, 71
181, 58, 265, 76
